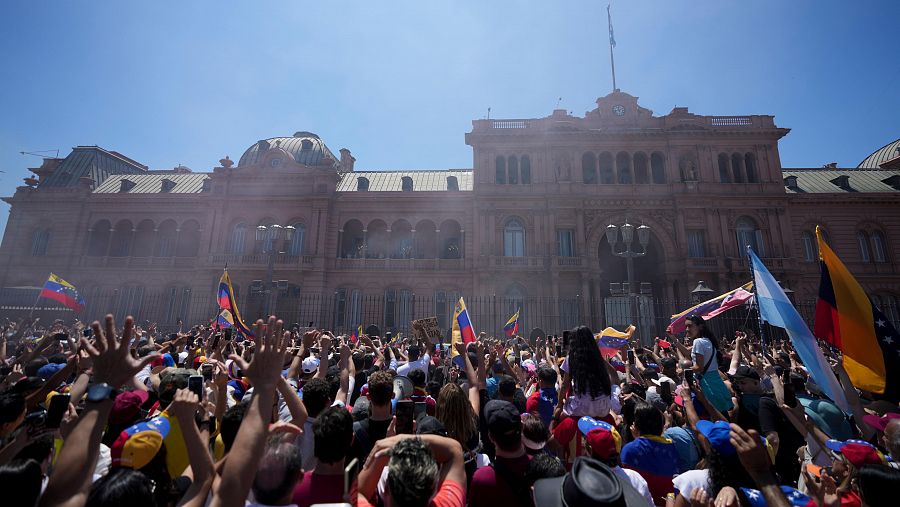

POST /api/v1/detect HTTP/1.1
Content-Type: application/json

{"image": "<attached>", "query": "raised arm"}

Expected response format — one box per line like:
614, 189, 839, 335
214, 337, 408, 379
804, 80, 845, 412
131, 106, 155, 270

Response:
169, 388, 214, 507
210, 317, 288, 507
40, 315, 157, 507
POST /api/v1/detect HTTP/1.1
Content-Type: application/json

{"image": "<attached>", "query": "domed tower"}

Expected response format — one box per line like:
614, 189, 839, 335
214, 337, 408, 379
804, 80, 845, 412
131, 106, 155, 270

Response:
238, 131, 344, 170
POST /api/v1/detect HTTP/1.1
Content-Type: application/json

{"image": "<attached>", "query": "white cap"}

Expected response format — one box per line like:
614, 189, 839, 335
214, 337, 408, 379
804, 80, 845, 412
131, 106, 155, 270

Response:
302, 356, 320, 374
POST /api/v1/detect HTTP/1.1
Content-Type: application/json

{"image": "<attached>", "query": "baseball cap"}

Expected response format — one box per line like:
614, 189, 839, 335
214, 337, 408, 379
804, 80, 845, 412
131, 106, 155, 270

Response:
731, 365, 761, 381
578, 417, 621, 460
37, 363, 66, 380
111, 416, 170, 470
658, 339, 672, 350
301, 356, 320, 374
862, 412, 900, 433
825, 439, 887, 468
110, 389, 150, 425
416, 416, 449, 437
696, 420, 736, 456
484, 400, 521, 434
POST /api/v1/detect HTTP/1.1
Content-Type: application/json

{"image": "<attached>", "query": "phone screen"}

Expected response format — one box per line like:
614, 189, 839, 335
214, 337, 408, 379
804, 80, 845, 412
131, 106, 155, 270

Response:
684, 369, 694, 386
659, 382, 672, 404
224, 328, 233, 341
627, 350, 635, 363
395, 400, 414, 434
211, 333, 221, 349
188, 375, 204, 400
344, 457, 359, 500
46, 394, 71, 428
414, 401, 427, 419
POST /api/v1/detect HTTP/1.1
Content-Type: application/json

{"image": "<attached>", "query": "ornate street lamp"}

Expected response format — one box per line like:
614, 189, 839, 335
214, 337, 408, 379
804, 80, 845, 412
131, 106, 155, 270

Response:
256, 224, 295, 317
691, 281, 715, 304
606, 221, 651, 342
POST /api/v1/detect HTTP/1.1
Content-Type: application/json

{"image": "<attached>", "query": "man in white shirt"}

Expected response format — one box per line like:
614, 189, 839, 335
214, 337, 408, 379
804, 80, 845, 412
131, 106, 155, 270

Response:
396, 344, 430, 382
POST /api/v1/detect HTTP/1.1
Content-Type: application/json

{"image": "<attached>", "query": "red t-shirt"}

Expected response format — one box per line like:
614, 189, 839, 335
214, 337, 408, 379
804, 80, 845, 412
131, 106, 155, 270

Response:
358, 480, 465, 507
291, 471, 345, 507
468, 454, 531, 507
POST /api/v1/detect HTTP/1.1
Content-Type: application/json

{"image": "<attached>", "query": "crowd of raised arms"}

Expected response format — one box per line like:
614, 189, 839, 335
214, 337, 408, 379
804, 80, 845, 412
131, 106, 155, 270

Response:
1, 312, 899, 507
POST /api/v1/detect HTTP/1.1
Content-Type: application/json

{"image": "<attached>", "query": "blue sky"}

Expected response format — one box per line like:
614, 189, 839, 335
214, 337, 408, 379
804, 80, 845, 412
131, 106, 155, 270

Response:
1, 1, 898, 232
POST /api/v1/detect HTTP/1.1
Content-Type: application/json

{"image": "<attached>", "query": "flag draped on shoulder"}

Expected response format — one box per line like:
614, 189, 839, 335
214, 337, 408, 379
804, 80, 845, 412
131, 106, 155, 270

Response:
668, 282, 753, 334
40, 273, 85, 312
217, 270, 254, 338
504, 309, 520, 337
596, 325, 635, 358
814, 226, 900, 399
451, 298, 476, 364
749, 247, 850, 413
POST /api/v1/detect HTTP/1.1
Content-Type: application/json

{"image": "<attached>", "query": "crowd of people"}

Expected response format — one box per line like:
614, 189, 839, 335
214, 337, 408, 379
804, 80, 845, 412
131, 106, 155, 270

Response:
1, 312, 899, 507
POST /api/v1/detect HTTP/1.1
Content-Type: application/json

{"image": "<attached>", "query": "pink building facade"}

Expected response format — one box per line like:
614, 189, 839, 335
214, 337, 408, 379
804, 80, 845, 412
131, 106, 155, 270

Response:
2, 91, 899, 337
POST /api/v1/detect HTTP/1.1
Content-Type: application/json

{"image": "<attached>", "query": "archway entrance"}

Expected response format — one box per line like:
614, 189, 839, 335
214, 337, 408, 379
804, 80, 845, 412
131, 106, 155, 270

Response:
597, 231, 667, 344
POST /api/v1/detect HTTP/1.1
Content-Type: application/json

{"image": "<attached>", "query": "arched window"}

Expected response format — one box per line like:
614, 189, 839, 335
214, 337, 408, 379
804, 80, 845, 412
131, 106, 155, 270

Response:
633, 152, 649, 184
872, 231, 887, 263
401, 176, 413, 192
650, 152, 666, 184
31, 229, 50, 256
357, 177, 369, 191
176, 220, 201, 257
616, 152, 632, 184
495, 156, 506, 184
599, 152, 614, 184
858, 231, 871, 262
287, 223, 305, 256
520, 155, 531, 183
87, 220, 111, 257
109, 220, 134, 257
503, 219, 525, 257
156, 220, 178, 257
133, 220, 155, 257
718, 154, 731, 183
745, 153, 758, 183
507, 156, 519, 184
582, 152, 597, 184
736, 217, 764, 256
228, 223, 247, 254
731, 153, 745, 183
801, 231, 816, 262
446, 176, 459, 191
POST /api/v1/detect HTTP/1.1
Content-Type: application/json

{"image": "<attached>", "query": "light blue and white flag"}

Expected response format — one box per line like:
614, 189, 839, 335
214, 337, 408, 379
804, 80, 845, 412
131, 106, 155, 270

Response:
748, 247, 850, 413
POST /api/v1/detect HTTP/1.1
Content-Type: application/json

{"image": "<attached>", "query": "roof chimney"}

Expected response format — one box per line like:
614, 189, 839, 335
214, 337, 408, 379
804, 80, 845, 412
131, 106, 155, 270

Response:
340, 148, 356, 172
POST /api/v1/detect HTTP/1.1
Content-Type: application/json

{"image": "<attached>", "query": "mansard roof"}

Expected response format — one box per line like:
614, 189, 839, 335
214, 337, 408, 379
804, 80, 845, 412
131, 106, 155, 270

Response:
38, 146, 147, 188
782, 168, 900, 194
336, 169, 473, 192
94, 172, 211, 194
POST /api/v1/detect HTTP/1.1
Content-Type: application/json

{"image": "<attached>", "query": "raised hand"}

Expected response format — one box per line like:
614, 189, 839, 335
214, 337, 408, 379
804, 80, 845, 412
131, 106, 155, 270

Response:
81, 315, 158, 387
229, 317, 288, 391
729, 423, 772, 481
168, 388, 201, 422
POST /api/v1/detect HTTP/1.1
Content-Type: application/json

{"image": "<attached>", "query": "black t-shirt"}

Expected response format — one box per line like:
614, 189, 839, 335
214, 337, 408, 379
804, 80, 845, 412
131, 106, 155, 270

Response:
757, 395, 804, 486
349, 416, 391, 463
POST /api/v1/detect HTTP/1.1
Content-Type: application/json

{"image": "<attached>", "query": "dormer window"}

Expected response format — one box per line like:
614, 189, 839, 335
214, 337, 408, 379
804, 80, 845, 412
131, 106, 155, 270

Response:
882, 175, 900, 191
161, 179, 176, 193
357, 177, 369, 191
830, 175, 853, 191
401, 176, 413, 192
119, 179, 136, 193
270, 158, 282, 168
446, 176, 459, 191
784, 176, 798, 188
301, 139, 313, 151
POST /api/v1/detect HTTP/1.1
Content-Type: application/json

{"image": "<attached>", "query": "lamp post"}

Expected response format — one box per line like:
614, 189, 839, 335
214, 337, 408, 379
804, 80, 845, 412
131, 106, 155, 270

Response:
606, 221, 651, 341
256, 224, 295, 317
691, 281, 715, 304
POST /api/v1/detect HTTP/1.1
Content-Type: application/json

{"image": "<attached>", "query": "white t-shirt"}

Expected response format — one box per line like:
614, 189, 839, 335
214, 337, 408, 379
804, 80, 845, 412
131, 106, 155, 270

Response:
672, 468, 710, 499
615, 466, 655, 507
560, 355, 621, 417
691, 337, 718, 372
396, 353, 431, 382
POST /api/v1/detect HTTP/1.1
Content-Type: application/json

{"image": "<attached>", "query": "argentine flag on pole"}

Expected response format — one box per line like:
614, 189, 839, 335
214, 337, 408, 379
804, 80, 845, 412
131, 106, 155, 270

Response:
748, 247, 850, 413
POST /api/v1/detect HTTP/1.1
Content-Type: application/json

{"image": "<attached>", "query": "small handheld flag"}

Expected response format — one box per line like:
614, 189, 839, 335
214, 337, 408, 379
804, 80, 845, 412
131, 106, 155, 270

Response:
40, 274, 85, 312
217, 270, 254, 338
451, 298, 477, 366
504, 309, 520, 337
596, 325, 635, 358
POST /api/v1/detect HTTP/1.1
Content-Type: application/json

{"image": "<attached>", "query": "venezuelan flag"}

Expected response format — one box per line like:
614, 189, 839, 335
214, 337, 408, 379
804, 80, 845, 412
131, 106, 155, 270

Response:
451, 298, 476, 365
814, 226, 900, 398
596, 325, 635, 358
504, 309, 520, 337
40, 274, 85, 312
350, 324, 362, 345
217, 270, 254, 338
216, 309, 234, 329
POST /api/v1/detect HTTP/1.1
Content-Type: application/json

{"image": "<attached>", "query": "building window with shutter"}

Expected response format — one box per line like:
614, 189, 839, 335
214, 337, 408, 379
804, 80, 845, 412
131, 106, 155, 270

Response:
858, 232, 871, 262
736, 218, 764, 257
872, 231, 888, 263
557, 229, 575, 257
687, 230, 707, 258
801, 231, 816, 262
504, 219, 525, 257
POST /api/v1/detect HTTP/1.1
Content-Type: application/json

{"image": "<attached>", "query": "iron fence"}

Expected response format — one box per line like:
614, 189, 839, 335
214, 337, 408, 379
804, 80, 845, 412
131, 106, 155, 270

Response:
2, 287, 898, 346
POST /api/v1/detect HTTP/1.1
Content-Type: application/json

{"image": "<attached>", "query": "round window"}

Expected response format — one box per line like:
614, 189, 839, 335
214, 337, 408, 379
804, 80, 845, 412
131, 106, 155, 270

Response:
270, 158, 282, 168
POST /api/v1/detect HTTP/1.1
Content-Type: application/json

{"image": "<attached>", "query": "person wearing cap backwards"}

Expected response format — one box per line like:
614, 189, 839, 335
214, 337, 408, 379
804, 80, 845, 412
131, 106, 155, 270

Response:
469, 400, 532, 507
579, 416, 654, 506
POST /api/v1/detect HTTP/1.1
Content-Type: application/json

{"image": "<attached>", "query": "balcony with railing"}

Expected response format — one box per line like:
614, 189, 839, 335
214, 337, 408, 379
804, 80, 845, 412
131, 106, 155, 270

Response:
332, 257, 466, 271
209, 253, 314, 268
